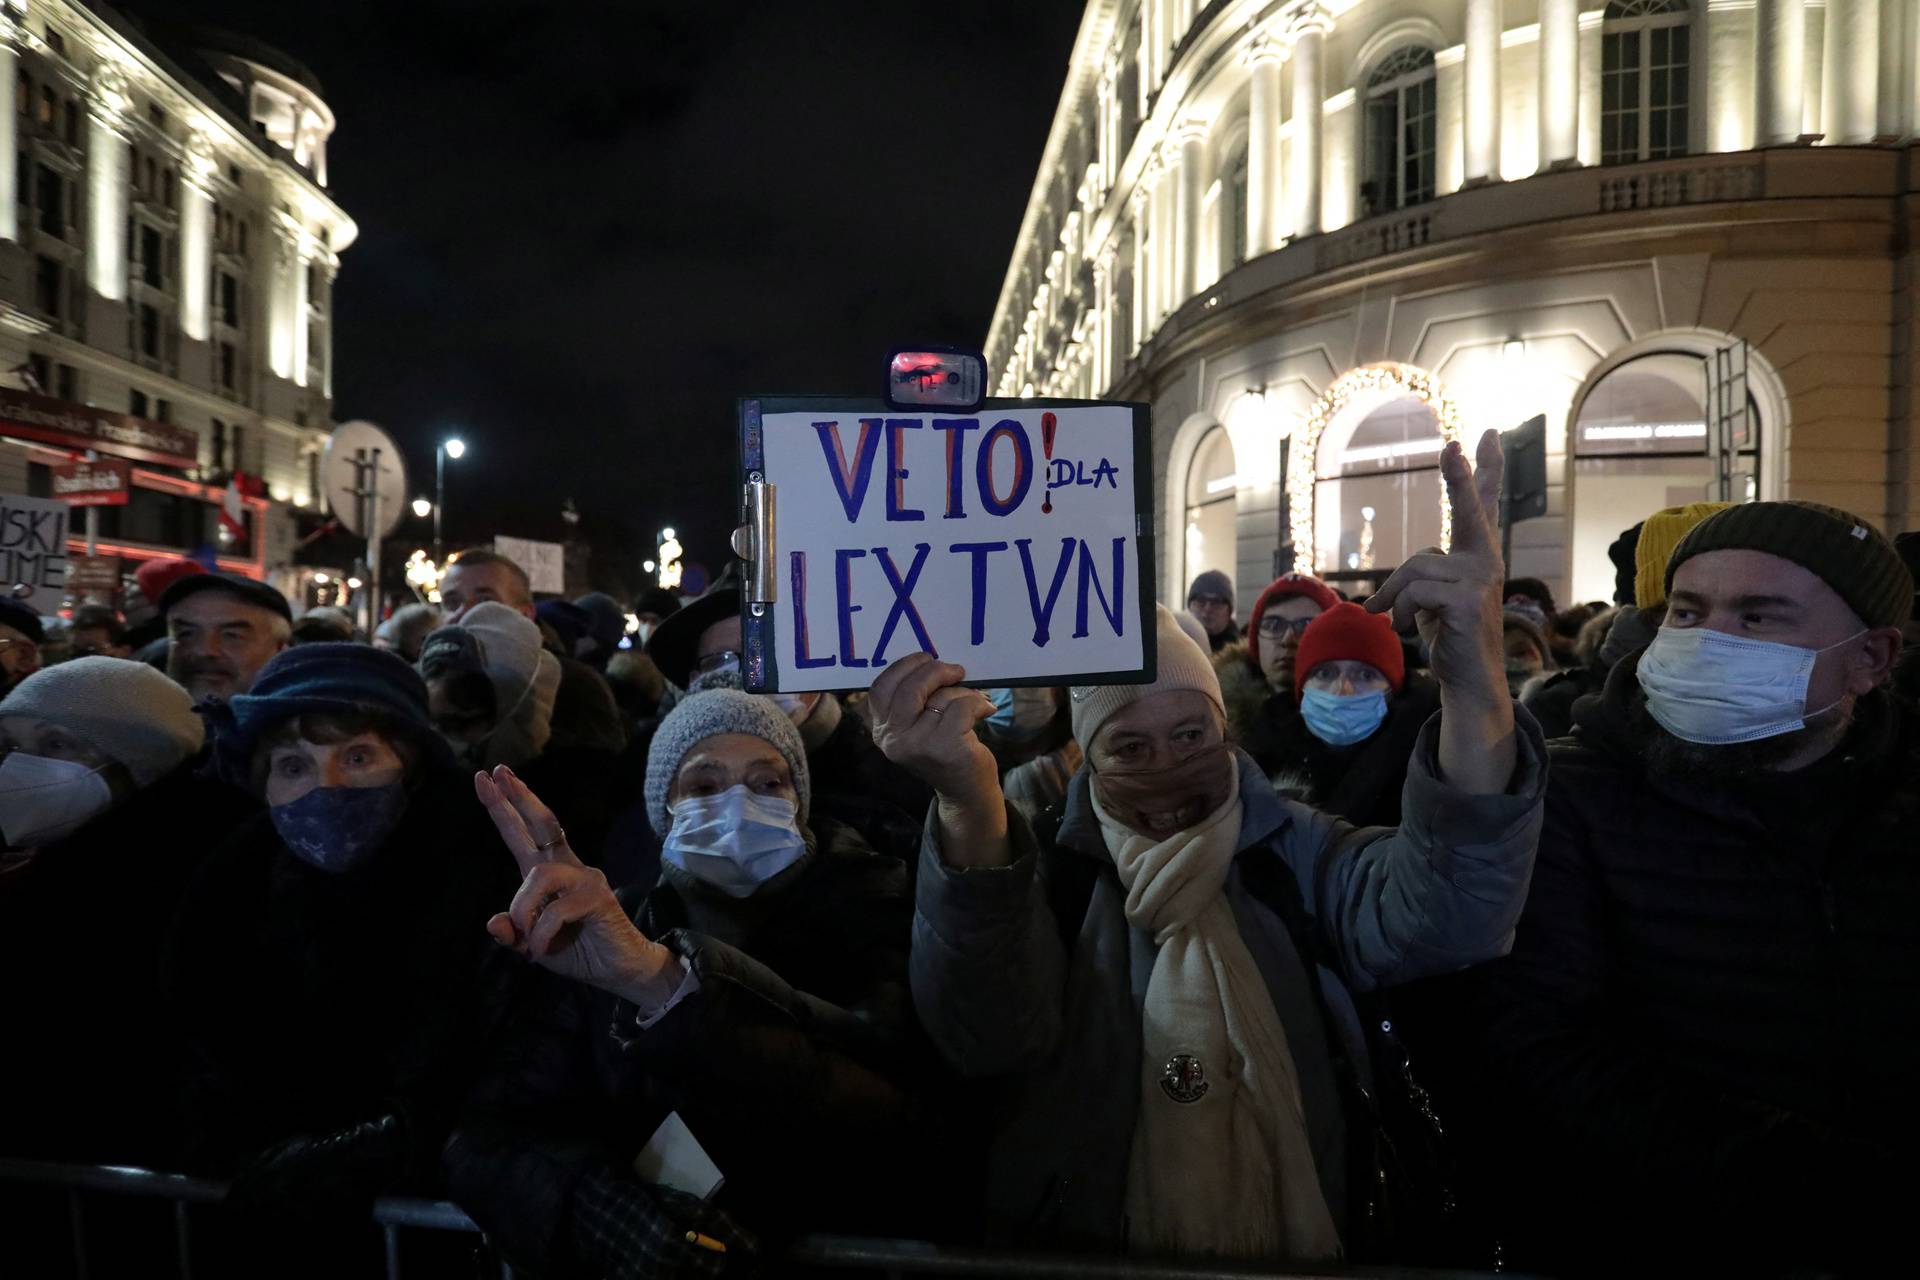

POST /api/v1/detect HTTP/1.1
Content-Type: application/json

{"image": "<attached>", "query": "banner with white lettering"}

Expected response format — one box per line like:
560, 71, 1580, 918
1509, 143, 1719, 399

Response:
2, 493, 71, 613
741, 397, 1154, 693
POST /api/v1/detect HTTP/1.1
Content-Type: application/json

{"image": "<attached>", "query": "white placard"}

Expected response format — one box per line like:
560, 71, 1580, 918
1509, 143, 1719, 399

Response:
1, 493, 71, 614
752, 403, 1150, 692
493, 535, 566, 595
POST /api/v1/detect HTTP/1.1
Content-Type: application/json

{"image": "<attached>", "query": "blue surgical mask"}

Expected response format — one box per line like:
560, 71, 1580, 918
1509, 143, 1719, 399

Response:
1300, 688, 1389, 747
1637, 625, 1860, 745
270, 783, 409, 874
664, 784, 808, 897
984, 686, 1053, 741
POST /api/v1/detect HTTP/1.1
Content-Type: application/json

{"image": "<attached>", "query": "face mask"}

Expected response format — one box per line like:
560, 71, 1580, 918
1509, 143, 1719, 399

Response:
1300, 688, 1389, 747
1092, 742, 1234, 836
984, 687, 1053, 741
664, 784, 808, 897
767, 692, 813, 724
0, 753, 113, 847
270, 783, 409, 874
1637, 626, 1861, 745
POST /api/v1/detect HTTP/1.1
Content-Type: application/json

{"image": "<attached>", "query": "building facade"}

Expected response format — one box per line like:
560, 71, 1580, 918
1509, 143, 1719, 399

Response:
989, 0, 1920, 613
0, 0, 354, 598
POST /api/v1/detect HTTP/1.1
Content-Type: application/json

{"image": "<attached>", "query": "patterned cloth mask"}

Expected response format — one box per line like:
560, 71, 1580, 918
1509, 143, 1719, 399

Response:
270, 783, 409, 874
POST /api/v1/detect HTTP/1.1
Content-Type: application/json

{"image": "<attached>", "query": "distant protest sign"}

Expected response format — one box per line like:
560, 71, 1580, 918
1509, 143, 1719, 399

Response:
494, 536, 565, 594
739, 397, 1154, 693
2, 492, 70, 613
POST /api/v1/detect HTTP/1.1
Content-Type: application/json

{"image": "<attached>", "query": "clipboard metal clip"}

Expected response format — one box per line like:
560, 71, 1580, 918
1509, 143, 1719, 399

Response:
731, 472, 776, 616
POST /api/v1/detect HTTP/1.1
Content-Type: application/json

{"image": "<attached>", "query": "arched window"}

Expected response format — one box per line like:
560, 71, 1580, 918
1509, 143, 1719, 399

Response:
1362, 46, 1437, 217
1601, 0, 1691, 164
1313, 393, 1446, 575
1224, 145, 1249, 271
1569, 349, 1760, 600
1183, 426, 1237, 602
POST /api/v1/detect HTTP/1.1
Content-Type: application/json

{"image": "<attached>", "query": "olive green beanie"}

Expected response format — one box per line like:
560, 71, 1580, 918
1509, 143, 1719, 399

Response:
1665, 501, 1915, 629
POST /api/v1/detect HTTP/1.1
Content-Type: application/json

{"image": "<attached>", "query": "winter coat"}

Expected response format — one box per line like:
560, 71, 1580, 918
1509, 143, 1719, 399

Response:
807, 699, 936, 869
1469, 658, 1920, 1273
442, 818, 962, 1274
0, 765, 259, 1163
909, 718, 1547, 1253
161, 769, 523, 1186
1238, 676, 1443, 828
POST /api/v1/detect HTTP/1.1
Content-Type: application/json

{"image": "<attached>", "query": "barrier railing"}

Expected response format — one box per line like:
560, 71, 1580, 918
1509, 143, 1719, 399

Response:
1, 1157, 1508, 1279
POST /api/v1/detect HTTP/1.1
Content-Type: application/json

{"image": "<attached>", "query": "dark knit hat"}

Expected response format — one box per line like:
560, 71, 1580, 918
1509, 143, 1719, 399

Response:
1665, 501, 1915, 630
0, 596, 44, 643
1186, 569, 1234, 610
1294, 602, 1406, 699
208, 642, 453, 785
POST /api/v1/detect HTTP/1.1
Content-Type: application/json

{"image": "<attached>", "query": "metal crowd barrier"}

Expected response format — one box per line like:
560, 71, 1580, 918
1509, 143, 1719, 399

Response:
0, 1157, 1507, 1279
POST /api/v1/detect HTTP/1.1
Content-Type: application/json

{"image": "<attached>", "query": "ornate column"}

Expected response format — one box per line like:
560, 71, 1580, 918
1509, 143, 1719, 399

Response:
1876, 0, 1908, 137
1289, 10, 1329, 238
178, 134, 216, 342
1173, 121, 1204, 306
1246, 36, 1284, 255
0, 11, 19, 242
1538, 0, 1580, 168
86, 64, 131, 302
1821, 0, 1879, 144
1755, 0, 1807, 146
1153, 151, 1176, 320
1578, 8, 1603, 164
1095, 65, 1115, 195
1463, 0, 1503, 184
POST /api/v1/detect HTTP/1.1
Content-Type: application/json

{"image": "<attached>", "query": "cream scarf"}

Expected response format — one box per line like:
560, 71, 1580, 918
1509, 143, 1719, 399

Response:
1094, 767, 1341, 1262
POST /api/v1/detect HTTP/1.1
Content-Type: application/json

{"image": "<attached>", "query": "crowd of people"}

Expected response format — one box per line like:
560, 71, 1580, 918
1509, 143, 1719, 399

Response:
3, 430, 1918, 1278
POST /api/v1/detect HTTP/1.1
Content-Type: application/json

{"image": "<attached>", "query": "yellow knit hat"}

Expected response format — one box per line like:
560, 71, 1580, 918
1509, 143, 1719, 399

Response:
1635, 501, 1733, 608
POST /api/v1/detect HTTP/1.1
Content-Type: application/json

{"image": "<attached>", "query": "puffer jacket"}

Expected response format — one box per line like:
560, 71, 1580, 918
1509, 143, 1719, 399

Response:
1469, 657, 1920, 1274
910, 716, 1546, 1254
443, 818, 963, 1274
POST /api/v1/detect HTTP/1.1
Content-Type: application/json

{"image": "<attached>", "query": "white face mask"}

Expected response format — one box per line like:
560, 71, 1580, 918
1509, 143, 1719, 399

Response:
1637, 625, 1862, 745
0, 753, 114, 847
767, 692, 813, 725
663, 784, 807, 897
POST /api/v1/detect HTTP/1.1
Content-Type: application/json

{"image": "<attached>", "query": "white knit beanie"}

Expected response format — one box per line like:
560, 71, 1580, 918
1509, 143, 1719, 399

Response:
0, 656, 204, 785
1070, 604, 1224, 751
644, 688, 810, 839
457, 603, 544, 711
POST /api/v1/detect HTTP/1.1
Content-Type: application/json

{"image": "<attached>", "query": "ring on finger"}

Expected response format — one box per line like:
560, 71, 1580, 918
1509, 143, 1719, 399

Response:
536, 829, 568, 853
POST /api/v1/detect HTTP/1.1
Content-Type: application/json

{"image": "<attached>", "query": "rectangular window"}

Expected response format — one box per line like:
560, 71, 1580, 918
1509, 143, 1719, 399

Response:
1648, 25, 1690, 160
148, 102, 166, 128
141, 224, 164, 287
231, 424, 246, 473
56, 364, 78, 402
37, 86, 53, 126
15, 73, 27, 117
154, 398, 172, 423
1402, 76, 1437, 207
45, 30, 67, 59
211, 419, 227, 471
33, 254, 61, 317
219, 341, 237, 390
139, 303, 161, 358
1600, 32, 1642, 164
34, 164, 60, 236
307, 448, 321, 501
63, 100, 78, 146
130, 389, 150, 418
26, 353, 51, 393
220, 273, 239, 327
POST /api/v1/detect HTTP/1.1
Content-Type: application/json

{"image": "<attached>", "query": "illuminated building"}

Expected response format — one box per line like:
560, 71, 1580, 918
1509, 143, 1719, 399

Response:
0, 0, 354, 591
989, 0, 1920, 609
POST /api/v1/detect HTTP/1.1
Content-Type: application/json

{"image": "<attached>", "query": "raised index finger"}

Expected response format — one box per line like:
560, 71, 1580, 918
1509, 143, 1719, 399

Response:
1443, 430, 1503, 555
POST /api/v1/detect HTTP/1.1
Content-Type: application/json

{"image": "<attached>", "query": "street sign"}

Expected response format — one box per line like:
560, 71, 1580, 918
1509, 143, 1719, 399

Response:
1, 492, 71, 612
495, 535, 565, 594
736, 397, 1155, 693
323, 420, 408, 538
51, 458, 132, 507
66, 554, 122, 596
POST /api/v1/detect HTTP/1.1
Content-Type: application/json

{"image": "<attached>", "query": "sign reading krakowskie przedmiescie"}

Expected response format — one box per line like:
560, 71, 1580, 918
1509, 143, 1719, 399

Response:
740, 397, 1155, 694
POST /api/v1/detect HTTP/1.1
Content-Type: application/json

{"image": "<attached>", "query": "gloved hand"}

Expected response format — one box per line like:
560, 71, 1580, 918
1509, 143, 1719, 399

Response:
225, 1113, 410, 1219
569, 1168, 760, 1278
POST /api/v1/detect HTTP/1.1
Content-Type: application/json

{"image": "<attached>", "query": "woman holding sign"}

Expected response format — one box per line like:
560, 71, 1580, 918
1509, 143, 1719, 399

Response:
871, 430, 1545, 1263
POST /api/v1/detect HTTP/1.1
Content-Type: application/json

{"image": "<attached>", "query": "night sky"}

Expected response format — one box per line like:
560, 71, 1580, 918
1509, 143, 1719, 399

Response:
150, 0, 1085, 596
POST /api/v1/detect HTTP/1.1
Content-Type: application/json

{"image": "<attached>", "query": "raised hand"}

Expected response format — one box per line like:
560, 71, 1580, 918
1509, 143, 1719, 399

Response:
476, 766, 679, 1006
868, 653, 1010, 868
1364, 428, 1517, 793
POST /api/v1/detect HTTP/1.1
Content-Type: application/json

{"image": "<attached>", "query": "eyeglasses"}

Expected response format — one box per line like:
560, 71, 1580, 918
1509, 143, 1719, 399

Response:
1187, 595, 1230, 610
693, 649, 743, 676
1257, 615, 1314, 639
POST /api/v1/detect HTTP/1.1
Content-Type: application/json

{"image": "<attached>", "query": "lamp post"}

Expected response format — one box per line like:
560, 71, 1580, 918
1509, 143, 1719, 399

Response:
435, 437, 466, 559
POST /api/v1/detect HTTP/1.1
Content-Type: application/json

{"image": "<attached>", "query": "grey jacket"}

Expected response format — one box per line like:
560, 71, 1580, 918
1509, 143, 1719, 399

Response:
910, 712, 1547, 1250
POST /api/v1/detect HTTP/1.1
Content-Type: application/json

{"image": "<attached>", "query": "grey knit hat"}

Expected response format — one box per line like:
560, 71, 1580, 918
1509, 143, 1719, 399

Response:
643, 688, 810, 838
0, 656, 203, 785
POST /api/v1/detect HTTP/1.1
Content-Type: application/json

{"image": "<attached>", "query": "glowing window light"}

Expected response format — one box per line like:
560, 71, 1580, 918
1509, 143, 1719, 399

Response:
1204, 474, 1239, 495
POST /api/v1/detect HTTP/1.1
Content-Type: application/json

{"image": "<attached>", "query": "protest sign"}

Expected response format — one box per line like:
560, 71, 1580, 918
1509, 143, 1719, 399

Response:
494, 536, 565, 594
51, 459, 132, 506
738, 397, 1154, 693
2, 493, 71, 613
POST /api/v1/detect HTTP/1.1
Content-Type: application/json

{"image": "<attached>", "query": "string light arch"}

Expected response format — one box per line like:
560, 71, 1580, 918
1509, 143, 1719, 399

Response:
1287, 362, 1464, 564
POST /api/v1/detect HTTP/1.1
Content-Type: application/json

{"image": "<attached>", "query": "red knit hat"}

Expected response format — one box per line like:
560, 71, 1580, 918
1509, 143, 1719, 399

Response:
135, 556, 205, 606
1248, 573, 1342, 666
1294, 601, 1406, 700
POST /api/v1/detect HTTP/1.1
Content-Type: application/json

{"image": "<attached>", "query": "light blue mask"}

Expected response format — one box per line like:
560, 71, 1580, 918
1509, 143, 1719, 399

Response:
664, 784, 808, 897
1300, 688, 1389, 747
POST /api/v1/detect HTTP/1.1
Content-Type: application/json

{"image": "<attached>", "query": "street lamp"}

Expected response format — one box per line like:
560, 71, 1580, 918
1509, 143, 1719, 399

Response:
411, 497, 433, 519
435, 437, 467, 559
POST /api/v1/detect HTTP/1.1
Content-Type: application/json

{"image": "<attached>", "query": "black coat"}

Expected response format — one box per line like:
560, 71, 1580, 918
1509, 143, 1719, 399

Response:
1466, 658, 1920, 1273
161, 769, 523, 1187
1237, 675, 1442, 828
0, 765, 258, 1163
442, 819, 964, 1273
807, 703, 936, 869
